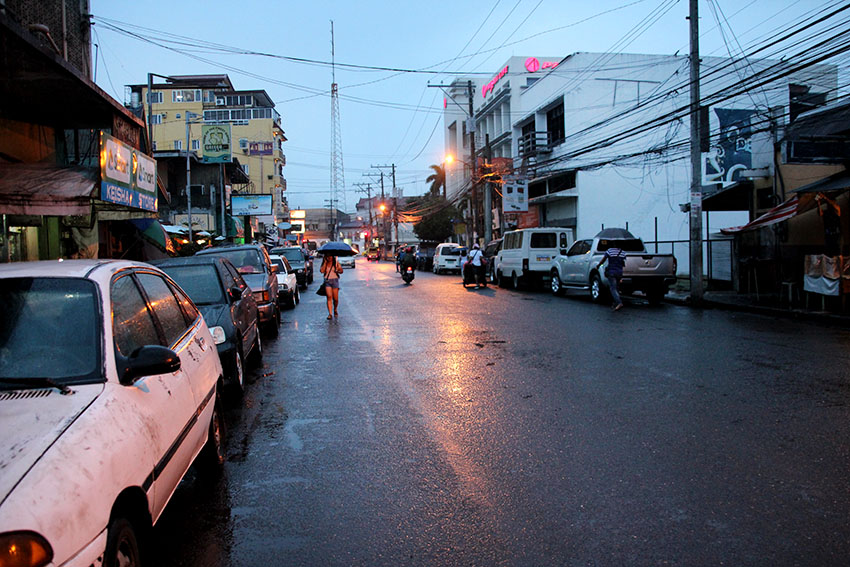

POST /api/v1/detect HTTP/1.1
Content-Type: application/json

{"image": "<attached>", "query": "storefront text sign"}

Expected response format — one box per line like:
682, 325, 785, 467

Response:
483, 65, 509, 98
202, 124, 232, 163
100, 132, 157, 212
524, 57, 559, 73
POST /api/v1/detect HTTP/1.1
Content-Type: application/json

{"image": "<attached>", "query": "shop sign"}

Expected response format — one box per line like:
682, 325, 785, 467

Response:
524, 57, 559, 73
173, 213, 211, 231
202, 124, 232, 163
100, 132, 157, 212
502, 175, 528, 212
249, 141, 274, 155
483, 65, 509, 98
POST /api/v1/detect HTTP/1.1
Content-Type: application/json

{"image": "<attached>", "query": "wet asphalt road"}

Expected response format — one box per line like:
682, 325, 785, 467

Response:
152, 259, 850, 567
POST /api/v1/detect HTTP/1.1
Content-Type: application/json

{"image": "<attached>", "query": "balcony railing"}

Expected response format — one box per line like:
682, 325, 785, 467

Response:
518, 131, 552, 158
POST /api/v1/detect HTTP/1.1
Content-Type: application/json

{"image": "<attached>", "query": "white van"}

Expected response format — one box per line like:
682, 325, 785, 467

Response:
432, 243, 465, 274
496, 227, 575, 289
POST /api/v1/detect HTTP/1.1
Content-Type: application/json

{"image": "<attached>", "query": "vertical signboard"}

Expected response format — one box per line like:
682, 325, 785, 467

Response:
502, 176, 528, 212
99, 132, 158, 212
202, 124, 232, 163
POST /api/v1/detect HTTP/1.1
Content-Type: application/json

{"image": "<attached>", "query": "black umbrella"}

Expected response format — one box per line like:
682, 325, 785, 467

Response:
595, 228, 635, 239
317, 241, 356, 256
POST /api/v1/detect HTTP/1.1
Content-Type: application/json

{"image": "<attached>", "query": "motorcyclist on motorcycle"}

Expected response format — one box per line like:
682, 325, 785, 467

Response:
400, 246, 417, 275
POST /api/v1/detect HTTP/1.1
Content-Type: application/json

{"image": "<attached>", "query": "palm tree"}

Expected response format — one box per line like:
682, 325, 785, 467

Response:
426, 164, 446, 198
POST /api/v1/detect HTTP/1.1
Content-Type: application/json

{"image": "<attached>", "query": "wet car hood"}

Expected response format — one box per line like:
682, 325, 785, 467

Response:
0, 384, 102, 504
288, 260, 306, 270
198, 303, 229, 328
240, 273, 267, 292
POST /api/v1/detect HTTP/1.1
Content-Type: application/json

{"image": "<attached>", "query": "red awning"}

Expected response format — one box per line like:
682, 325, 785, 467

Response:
720, 195, 800, 234
0, 163, 97, 216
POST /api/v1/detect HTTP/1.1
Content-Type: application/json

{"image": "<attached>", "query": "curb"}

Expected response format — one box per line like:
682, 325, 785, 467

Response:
664, 293, 850, 327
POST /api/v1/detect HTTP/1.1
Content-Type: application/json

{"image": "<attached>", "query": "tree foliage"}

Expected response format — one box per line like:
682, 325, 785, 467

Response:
407, 194, 457, 243
425, 164, 446, 197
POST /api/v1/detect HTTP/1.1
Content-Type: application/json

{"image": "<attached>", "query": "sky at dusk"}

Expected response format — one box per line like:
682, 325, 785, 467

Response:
89, 0, 836, 212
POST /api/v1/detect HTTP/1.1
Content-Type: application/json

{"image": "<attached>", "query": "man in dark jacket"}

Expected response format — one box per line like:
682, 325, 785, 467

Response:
400, 246, 417, 274
597, 244, 627, 311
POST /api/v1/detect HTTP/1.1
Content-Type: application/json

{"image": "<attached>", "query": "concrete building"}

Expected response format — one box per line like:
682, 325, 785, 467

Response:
127, 75, 287, 241
446, 52, 838, 281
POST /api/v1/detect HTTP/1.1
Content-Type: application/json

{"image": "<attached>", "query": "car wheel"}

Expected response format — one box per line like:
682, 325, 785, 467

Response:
200, 395, 226, 471
512, 272, 520, 290
294, 287, 300, 305
231, 348, 245, 396
105, 517, 141, 567
249, 331, 263, 367
646, 288, 665, 305
590, 274, 606, 303
551, 270, 564, 296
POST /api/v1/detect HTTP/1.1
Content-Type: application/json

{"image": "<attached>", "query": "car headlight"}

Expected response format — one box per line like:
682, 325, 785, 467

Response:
297, 269, 304, 274
209, 326, 226, 345
280, 283, 289, 291
0, 532, 53, 567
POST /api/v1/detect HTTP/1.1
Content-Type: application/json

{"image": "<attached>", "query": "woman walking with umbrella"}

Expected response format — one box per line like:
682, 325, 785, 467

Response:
317, 242, 354, 319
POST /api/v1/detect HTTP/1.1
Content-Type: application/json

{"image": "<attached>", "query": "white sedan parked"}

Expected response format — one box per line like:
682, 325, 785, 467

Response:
0, 259, 224, 567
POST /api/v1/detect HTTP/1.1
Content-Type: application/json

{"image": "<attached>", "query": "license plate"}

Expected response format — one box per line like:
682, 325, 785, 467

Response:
535, 255, 551, 262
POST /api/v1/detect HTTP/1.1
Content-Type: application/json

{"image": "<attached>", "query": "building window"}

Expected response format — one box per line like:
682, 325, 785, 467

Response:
146, 91, 163, 104
203, 90, 217, 103
150, 114, 164, 125
243, 164, 249, 175
216, 94, 254, 107
191, 139, 200, 151
546, 101, 565, 145
174, 140, 183, 150
173, 89, 202, 103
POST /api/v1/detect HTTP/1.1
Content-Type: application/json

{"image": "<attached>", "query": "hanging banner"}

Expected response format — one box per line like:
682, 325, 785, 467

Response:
502, 175, 528, 212
202, 124, 232, 163
99, 132, 157, 212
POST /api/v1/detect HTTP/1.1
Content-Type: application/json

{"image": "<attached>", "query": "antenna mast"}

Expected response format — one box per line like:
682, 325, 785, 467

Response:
329, 20, 346, 240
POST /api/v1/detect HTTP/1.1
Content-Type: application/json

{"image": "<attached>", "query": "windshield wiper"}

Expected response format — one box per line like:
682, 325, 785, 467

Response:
0, 377, 74, 395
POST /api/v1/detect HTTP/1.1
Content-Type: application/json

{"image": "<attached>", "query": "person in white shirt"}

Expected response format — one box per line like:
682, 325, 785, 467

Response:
467, 243, 487, 289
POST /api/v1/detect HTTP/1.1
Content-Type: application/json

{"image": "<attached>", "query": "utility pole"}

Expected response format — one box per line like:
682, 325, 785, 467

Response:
467, 80, 477, 247
353, 182, 374, 241
373, 164, 398, 251
185, 111, 197, 244
688, 0, 704, 303
484, 133, 493, 243
329, 21, 346, 241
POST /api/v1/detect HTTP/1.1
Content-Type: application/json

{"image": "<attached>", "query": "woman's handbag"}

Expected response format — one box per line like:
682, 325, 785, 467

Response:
316, 281, 327, 296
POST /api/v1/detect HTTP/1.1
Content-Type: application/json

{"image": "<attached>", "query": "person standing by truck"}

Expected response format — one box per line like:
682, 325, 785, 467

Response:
597, 244, 627, 311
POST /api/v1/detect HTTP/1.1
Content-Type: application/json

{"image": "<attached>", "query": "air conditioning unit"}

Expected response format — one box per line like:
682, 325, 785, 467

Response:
216, 97, 225, 106
239, 139, 249, 151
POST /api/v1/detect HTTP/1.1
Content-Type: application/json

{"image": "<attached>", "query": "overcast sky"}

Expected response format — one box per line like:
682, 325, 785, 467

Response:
89, 0, 838, 211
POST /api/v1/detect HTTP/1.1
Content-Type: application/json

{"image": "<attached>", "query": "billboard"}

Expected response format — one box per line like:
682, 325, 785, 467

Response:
99, 132, 157, 212
231, 194, 273, 216
202, 124, 232, 163
702, 108, 756, 188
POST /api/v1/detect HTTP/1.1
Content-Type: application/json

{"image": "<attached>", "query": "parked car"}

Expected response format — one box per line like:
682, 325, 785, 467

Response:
482, 238, 503, 282
496, 228, 575, 289
0, 259, 225, 567
416, 245, 435, 272
271, 246, 313, 287
432, 243, 466, 274
269, 254, 300, 308
550, 228, 677, 304
196, 243, 281, 335
338, 255, 356, 269
366, 247, 381, 261
153, 256, 262, 395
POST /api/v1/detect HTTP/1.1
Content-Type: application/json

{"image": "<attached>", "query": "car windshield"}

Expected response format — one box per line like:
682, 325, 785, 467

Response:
211, 249, 265, 274
273, 248, 304, 263
530, 233, 557, 248
161, 265, 224, 305
0, 277, 100, 381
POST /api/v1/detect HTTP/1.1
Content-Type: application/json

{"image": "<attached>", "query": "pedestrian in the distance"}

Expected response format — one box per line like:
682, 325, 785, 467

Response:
596, 244, 626, 311
468, 243, 487, 289
320, 255, 343, 319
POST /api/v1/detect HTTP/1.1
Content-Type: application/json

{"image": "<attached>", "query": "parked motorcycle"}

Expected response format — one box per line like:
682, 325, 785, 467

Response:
402, 266, 415, 284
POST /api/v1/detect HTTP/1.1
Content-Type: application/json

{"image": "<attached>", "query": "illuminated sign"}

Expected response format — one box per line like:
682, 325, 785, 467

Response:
483, 65, 509, 98
231, 194, 273, 216
524, 57, 559, 73
99, 132, 157, 212
290, 209, 306, 219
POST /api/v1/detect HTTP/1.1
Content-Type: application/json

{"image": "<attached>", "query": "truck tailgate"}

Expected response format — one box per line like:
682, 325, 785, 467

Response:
624, 254, 675, 276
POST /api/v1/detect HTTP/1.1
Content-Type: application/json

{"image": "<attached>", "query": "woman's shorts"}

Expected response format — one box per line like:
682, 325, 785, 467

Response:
325, 279, 340, 289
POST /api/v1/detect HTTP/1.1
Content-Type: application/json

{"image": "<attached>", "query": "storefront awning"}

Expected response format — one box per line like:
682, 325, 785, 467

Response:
720, 195, 800, 234
0, 163, 97, 216
793, 170, 850, 194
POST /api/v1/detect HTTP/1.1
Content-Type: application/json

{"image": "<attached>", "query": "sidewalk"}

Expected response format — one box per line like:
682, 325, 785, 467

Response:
665, 288, 850, 326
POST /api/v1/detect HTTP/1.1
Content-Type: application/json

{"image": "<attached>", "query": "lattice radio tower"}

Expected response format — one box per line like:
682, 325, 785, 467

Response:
329, 21, 346, 240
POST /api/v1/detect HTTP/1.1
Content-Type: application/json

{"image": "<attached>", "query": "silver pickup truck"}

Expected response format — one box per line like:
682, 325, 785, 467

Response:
549, 228, 677, 304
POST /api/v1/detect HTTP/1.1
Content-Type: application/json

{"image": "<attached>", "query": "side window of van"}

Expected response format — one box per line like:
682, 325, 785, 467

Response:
515, 232, 523, 249
530, 232, 556, 248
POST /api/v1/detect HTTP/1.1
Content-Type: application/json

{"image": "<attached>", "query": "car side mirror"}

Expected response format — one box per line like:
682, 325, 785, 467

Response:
271, 265, 279, 274
120, 345, 181, 385
230, 286, 244, 300
560, 249, 567, 256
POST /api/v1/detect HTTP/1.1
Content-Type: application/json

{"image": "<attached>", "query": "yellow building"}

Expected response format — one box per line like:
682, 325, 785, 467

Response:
128, 75, 287, 236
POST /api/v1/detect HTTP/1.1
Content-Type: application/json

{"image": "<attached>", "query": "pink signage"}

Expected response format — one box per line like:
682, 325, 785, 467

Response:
524, 57, 558, 73
483, 65, 509, 98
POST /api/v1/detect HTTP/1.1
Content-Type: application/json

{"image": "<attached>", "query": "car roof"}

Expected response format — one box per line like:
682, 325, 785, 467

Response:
0, 259, 151, 279
196, 243, 264, 255
150, 256, 230, 268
